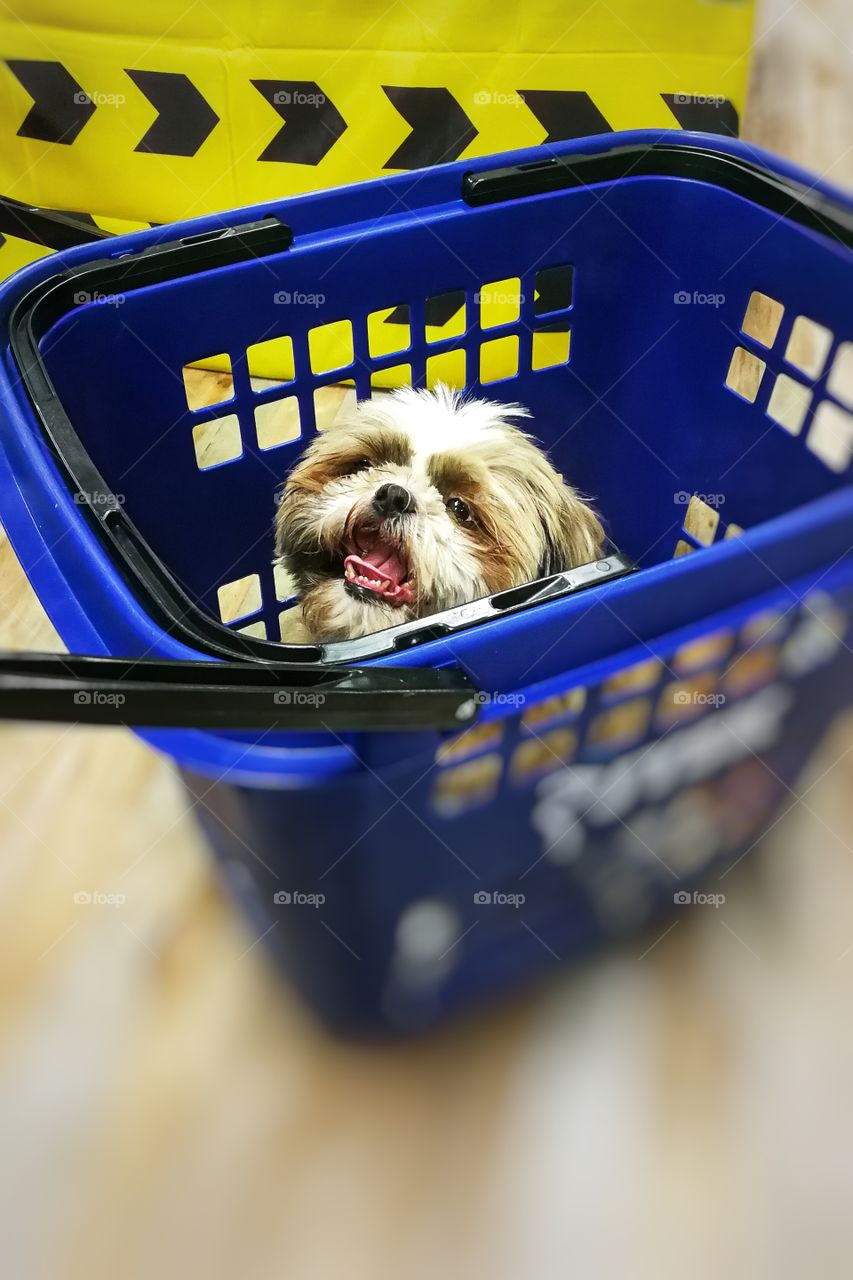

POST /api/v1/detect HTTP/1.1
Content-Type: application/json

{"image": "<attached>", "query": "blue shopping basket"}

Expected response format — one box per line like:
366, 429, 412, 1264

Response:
0, 130, 851, 1033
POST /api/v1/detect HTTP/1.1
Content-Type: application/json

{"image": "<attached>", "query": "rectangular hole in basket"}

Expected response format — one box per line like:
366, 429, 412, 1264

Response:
182, 355, 234, 411
827, 342, 853, 410
478, 277, 522, 330
192, 413, 242, 470
480, 335, 520, 384
683, 495, 720, 545
532, 329, 570, 371
254, 396, 301, 450
725, 346, 766, 403
273, 561, 298, 602
368, 304, 411, 358
656, 675, 719, 729
314, 383, 357, 431
533, 264, 574, 316
248, 336, 295, 389
740, 291, 784, 349
784, 315, 833, 380
217, 573, 262, 624
766, 372, 812, 435
586, 699, 650, 753
425, 291, 466, 343
510, 729, 577, 784
308, 319, 354, 374
521, 687, 586, 733
431, 755, 502, 818
601, 658, 661, 702
806, 400, 853, 473
426, 350, 466, 390
370, 364, 412, 393
436, 721, 504, 766
238, 620, 268, 639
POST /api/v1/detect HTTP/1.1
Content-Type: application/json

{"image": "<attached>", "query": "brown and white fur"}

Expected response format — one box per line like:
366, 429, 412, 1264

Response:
275, 385, 603, 644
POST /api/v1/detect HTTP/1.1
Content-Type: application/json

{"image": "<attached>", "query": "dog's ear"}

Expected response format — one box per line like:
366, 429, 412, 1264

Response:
538, 480, 605, 576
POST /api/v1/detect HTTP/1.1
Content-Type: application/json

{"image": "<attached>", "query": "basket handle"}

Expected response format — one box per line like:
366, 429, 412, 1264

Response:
0, 196, 112, 250
0, 651, 479, 732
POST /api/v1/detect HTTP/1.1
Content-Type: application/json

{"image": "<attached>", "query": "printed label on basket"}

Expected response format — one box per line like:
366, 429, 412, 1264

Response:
531, 684, 793, 862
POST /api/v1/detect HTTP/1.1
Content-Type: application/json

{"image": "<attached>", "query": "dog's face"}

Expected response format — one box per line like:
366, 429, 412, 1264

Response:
276, 386, 603, 643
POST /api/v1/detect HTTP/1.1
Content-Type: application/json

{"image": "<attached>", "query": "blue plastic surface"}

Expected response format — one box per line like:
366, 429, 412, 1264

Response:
0, 130, 851, 1032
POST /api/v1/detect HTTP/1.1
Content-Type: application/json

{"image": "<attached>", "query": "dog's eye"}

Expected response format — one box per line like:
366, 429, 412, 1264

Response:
348, 458, 371, 474
446, 496, 472, 524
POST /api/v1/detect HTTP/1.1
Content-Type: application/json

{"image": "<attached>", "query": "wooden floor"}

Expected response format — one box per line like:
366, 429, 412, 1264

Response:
1, 3, 852, 1277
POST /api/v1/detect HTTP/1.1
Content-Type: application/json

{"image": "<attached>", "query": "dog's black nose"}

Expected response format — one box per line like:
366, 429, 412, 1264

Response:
373, 482, 415, 515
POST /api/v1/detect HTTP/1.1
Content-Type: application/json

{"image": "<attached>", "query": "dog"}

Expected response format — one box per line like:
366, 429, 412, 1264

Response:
275, 385, 604, 644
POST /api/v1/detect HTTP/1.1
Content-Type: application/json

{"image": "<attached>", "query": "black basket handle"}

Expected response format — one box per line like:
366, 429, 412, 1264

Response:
0, 195, 113, 250
0, 651, 479, 732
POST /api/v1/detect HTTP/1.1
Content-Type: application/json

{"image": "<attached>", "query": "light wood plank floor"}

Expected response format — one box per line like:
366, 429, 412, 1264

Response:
1, 3, 852, 1277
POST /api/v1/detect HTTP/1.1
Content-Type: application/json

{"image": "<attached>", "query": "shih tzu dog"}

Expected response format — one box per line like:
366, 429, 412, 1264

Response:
275, 385, 603, 644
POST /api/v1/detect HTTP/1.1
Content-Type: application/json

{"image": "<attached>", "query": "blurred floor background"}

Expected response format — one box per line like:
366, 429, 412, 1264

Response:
0, 1, 852, 1278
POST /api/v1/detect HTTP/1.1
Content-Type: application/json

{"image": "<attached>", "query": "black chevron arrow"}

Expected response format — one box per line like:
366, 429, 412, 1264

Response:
6, 60, 96, 144
382, 87, 477, 169
519, 90, 612, 143
252, 80, 345, 164
126, 70, 219, 156
662, 94, 739, 137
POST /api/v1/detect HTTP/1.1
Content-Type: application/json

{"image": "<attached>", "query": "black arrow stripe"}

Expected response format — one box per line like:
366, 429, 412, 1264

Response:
6, 60, 96, 145
520, 90, 612, 144
383, 87, 477, 170
126, 70, 219, 157
252, 80, 346, 164
662, 94, 739, 137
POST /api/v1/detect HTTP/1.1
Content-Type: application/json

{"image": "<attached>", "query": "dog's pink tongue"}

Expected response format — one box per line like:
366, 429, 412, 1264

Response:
344, 543, 413, 605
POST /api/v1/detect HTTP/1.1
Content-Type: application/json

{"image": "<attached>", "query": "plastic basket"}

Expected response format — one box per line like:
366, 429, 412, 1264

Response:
0, 130, 851, 1033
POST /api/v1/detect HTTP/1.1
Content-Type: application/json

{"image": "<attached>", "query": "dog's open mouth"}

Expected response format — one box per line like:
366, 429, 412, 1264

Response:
343, 536, 413, 606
